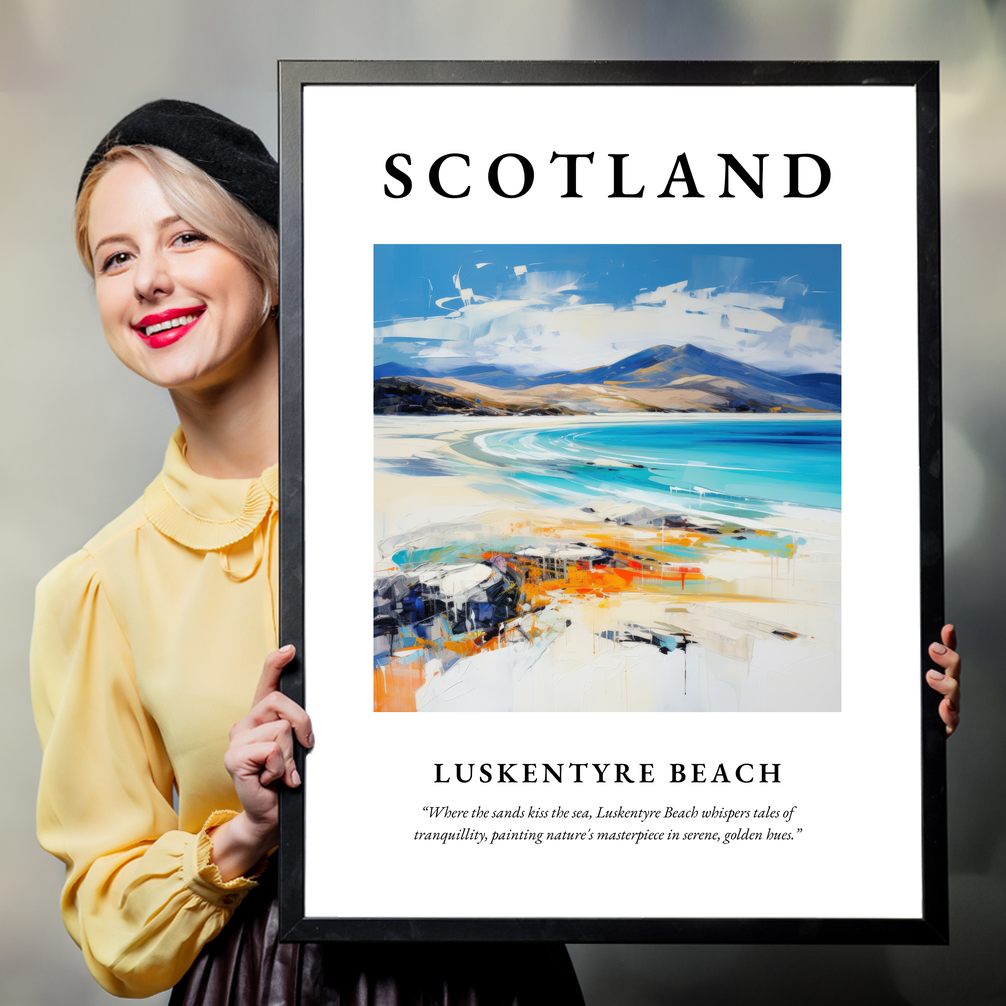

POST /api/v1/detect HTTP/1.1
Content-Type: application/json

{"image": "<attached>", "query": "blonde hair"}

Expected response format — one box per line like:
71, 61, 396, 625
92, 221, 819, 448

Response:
75, 145, 278, 322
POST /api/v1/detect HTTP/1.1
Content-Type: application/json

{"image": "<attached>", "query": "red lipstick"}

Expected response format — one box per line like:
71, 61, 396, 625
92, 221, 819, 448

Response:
132, 306, 205, 349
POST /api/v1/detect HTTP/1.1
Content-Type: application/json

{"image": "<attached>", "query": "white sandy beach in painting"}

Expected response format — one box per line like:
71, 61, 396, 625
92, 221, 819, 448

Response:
374, 414, 840, 713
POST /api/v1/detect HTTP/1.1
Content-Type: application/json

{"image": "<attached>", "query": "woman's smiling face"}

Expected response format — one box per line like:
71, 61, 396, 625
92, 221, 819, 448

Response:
88, 158, 269, 392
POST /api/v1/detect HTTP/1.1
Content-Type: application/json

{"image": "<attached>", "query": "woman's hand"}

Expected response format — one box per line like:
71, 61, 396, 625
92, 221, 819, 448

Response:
209, 645, 314, 881
926, 624, 961, 737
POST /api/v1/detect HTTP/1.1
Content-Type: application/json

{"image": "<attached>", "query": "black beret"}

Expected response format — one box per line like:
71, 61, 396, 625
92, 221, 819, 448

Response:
78, 99, 278, 228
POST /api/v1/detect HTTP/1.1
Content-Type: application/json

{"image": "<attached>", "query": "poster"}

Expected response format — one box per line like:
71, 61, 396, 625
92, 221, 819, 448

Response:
278, 62, 945, 942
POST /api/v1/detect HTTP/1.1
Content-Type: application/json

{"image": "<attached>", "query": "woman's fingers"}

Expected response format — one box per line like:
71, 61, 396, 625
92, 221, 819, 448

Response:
255, 691, 313, 749
252, 644, 296, 707
926, 669, 960, 736
240, 644, 314, 749
924, 677, 960, 736
259, 741, 289, 787
926, 667, 959, 703
224, 738, 288, 788
218, 647, 309, 846
940, 697, 960, 736
929, 634, 960, 677
941, 623, 958, 652
927, 623, 961, 737
928, 637, 961, 684
230, 719, 302, 788
223, 645, 311, 811
232, 689, 314, 750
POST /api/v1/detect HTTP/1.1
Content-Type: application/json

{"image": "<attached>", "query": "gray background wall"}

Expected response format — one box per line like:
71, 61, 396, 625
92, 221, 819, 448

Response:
1, 2, 1003, 1003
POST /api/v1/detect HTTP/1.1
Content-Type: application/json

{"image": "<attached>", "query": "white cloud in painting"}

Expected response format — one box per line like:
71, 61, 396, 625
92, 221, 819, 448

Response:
374, 271, 841, 376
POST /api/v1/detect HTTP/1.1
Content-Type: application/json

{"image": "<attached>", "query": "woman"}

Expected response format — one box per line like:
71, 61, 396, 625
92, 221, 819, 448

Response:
31, 100, 586, 1003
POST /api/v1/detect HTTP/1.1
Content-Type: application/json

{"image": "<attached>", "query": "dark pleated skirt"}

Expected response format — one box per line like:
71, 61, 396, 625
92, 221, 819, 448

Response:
169, 869, 585, 1006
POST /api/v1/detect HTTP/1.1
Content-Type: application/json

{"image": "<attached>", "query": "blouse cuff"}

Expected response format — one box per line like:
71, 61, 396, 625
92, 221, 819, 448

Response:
183, 810, 269, 909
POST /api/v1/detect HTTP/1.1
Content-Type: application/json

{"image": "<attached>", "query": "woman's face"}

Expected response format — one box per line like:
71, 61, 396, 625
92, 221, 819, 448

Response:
87, 158, 269, 392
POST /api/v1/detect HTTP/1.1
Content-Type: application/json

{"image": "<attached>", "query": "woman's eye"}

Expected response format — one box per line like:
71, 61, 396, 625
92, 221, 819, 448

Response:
101, 251, 132, 273
173, 231, 208, 248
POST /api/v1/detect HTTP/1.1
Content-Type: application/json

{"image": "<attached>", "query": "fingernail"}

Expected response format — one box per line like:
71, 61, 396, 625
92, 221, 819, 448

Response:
306, 732, 315, 748
931, 643, 947, 655
280, 644, 295, 654
927, 669, 944, 680
292, 768, 301, 787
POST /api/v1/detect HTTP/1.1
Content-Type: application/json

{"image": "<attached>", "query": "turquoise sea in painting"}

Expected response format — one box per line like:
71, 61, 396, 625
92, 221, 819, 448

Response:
456, 418, 840, 517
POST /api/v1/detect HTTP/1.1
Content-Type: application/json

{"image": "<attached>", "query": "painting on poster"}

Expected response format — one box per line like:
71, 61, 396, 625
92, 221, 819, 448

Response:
372, 243, 842, 713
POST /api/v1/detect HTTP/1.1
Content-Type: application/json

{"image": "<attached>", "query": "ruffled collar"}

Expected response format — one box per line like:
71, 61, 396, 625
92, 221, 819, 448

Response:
143, 428, 278, 551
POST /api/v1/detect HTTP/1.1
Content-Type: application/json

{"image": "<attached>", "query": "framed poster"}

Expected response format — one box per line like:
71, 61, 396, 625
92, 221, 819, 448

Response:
277, 61, 946, 943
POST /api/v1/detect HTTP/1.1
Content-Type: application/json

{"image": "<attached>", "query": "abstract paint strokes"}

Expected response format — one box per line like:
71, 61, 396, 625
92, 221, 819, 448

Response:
374, 244, 841, 417
373, 246, 841, 712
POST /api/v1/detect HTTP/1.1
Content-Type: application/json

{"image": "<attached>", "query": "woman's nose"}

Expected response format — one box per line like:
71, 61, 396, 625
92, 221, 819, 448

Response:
133, 249, 173, 302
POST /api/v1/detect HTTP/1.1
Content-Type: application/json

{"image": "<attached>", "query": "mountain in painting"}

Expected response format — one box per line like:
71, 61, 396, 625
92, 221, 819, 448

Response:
375, 344, 841, 415
774, 371, 841, 409
537, 344, 829, 393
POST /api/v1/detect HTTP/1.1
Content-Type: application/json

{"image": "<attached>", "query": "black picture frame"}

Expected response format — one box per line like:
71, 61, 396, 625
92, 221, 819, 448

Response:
277, 60, 945, 944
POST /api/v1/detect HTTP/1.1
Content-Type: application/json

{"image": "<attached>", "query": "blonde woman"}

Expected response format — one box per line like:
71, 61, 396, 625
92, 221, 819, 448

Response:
32, 100, 586, 1004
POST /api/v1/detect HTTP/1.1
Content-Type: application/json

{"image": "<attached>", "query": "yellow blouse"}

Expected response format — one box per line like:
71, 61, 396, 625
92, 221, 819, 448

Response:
31, 429, 279, 998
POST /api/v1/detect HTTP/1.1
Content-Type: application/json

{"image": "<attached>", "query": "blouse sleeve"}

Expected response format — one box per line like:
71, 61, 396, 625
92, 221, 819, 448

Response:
30, 549, 262, 998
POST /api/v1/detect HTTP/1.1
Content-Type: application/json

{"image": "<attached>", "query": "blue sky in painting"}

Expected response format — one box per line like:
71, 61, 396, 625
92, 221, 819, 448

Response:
374, 244, 841, 377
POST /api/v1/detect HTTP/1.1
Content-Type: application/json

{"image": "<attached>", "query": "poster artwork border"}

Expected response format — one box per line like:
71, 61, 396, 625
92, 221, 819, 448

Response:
276, 60, 946, 945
